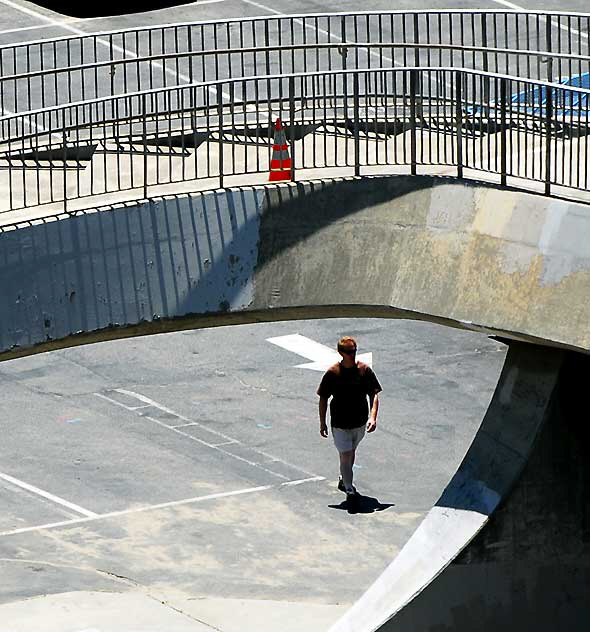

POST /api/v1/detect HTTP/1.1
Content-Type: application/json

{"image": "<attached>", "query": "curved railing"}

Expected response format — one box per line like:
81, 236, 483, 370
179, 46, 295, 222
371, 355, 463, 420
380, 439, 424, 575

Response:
2, 41, 590, 116
1, 11, 589, 217
2, 10, 590, 114
1, 66, 589, 214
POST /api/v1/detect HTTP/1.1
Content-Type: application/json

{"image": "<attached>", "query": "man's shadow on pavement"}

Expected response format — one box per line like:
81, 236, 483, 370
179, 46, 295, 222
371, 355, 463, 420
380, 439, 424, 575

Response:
328, 494, 395, 515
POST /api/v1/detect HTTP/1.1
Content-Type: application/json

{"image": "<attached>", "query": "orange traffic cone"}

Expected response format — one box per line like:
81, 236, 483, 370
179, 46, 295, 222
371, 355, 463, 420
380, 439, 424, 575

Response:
269, 118, 292, 182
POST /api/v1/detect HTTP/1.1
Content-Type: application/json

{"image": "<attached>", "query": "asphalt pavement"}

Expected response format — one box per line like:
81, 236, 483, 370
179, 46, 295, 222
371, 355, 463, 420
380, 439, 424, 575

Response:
0, 317, 507, 628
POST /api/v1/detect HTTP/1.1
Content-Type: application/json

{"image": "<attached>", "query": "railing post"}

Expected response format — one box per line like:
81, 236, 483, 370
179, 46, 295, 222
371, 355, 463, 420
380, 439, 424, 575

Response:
353, 72, 360, 176
187, 27, 194, 84
545, 18, 554, 83
413, 13, 420, 67
544, 85, 553, 196
409, 69, 417, 176
455, 70, 463, 179
62, 122, 68, 213
500, 78, 507, 187
218, 88, 224, 189
289, 75, 296, 181
142, 93, 148, 200
340, 16, 348, 71
264, 19, 271, 76
412, 15, 424, 121
481, 14, 490, 118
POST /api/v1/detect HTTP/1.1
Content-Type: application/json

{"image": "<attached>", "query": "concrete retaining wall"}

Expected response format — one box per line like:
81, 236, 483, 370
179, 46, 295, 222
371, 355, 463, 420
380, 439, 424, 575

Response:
364, 347, 590, 632
1, 176, 589, 360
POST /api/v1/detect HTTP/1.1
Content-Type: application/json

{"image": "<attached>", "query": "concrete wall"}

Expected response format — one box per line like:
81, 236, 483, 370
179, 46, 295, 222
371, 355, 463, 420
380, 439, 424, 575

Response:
330, 342, 586, 632
1, 176, 590, 359
366, 348, 590, 632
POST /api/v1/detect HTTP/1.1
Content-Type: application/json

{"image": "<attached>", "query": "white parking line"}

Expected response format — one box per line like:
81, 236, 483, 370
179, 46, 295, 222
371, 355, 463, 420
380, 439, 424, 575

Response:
489, 0, 588, 41
0, 0, 229, 107
0, 19, 82, 36
240, 0, 450, 94
95, 388, 322, 481
0, 477, 324, 538
0, 471, 97, 518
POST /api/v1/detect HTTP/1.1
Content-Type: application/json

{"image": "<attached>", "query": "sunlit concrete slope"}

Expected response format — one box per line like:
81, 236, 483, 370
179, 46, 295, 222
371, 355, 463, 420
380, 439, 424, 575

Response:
1, 175, 589, 358
330, 341, 590, 632
0, 175, 589, 630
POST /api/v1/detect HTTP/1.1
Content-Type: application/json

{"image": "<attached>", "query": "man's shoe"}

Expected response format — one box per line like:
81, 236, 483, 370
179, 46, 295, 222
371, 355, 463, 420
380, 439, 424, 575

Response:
338, 478, 356, 494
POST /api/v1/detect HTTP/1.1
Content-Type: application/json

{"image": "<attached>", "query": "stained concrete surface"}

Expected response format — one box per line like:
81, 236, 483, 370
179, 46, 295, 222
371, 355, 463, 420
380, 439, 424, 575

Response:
0, 317, 507, 630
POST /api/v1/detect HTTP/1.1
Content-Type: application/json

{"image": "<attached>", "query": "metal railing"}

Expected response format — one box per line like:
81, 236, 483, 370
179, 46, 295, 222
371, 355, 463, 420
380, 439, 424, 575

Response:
1, 67, 589, 213
2, 41, 590, 117
2, 10, 590, 115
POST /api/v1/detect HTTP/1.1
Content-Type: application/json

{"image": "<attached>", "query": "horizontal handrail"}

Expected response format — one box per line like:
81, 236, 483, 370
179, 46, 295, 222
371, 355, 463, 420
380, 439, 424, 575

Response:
3, 9, 590, 53
1, 67, 588, 215
4, 66, 590, 124
5, 41, 590, 85
2, 39, 590, 117
2, 9, 589, 76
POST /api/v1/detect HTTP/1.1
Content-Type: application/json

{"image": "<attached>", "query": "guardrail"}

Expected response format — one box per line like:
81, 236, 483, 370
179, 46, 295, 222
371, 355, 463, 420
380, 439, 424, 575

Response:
1, 10, 589, 114
1, 67, 589, 214
2, 41, 590, 116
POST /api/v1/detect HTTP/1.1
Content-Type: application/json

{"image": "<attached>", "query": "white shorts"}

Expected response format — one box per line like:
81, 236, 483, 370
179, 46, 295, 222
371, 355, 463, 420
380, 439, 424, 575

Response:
332, 425, 366, 453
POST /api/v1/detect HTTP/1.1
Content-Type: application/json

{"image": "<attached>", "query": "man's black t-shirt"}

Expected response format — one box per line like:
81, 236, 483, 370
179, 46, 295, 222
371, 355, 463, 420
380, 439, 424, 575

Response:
317, 361, 382, 429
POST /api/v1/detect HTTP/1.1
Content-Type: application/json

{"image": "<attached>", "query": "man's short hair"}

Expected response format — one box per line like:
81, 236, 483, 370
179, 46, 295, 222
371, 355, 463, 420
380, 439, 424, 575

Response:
337, 336, 357, 352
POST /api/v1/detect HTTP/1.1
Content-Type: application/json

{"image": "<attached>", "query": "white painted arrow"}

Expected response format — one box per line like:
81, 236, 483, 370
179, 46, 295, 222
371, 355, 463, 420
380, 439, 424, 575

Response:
266, 334, 373, 372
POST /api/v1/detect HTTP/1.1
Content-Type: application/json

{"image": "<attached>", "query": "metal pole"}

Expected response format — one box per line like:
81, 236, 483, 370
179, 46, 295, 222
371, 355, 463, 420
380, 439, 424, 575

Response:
142, 93, 148, 200
413, 13, 420, 67
353, 72, 360, 176
218, 90, 224, 189
340, 15, 348, 71
409, 69, 417, 176
545, 18, 554, 83
481, 13, 490, 118
455, 70, 463, 179
62, 122, 68, 213
289, 75, 296, 181
500, 78, 507, 187
544, 85, 553, 196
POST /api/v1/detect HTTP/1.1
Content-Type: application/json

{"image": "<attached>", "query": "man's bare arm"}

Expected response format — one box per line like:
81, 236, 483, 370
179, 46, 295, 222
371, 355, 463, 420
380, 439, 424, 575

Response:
367, 393, 379, 432
319, 396, 329, 437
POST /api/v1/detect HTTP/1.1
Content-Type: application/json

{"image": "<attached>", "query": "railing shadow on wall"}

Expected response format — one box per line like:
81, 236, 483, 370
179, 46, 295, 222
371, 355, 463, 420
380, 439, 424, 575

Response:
0, 176, 442, 358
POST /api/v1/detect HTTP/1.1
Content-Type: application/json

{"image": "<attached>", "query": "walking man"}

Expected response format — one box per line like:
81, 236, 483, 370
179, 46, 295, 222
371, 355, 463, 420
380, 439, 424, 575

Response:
317, 336, 382, 503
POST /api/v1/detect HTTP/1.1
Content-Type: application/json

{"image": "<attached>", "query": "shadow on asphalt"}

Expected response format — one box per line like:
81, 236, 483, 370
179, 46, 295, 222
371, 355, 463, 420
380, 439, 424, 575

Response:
328, 494, 395, 515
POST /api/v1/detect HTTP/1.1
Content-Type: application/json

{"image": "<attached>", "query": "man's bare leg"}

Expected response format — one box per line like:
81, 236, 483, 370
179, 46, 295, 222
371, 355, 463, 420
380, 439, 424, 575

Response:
339, 449, 355, 493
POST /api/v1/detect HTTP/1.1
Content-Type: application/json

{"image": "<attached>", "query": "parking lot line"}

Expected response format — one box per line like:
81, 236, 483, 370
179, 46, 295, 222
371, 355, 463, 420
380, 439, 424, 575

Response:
0, 0, 230, 104
0, 471, 97, 518
0, 20, 81, 36
0, 476, 324, 538
95, 388, 322, 481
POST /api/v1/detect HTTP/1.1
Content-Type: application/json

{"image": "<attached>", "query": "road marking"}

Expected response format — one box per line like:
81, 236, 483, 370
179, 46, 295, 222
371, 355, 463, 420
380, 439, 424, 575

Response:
266, 333, 373, 371
0, 471, 97, 518
239, 0, 452, 95
0, 19, 82, 36
0, 477, 324, 538
95, 389, 322, 480
245, 0, 589, 47
0, 0, 229, 107
282, 476, 324, 487
489, 0, 588, 41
